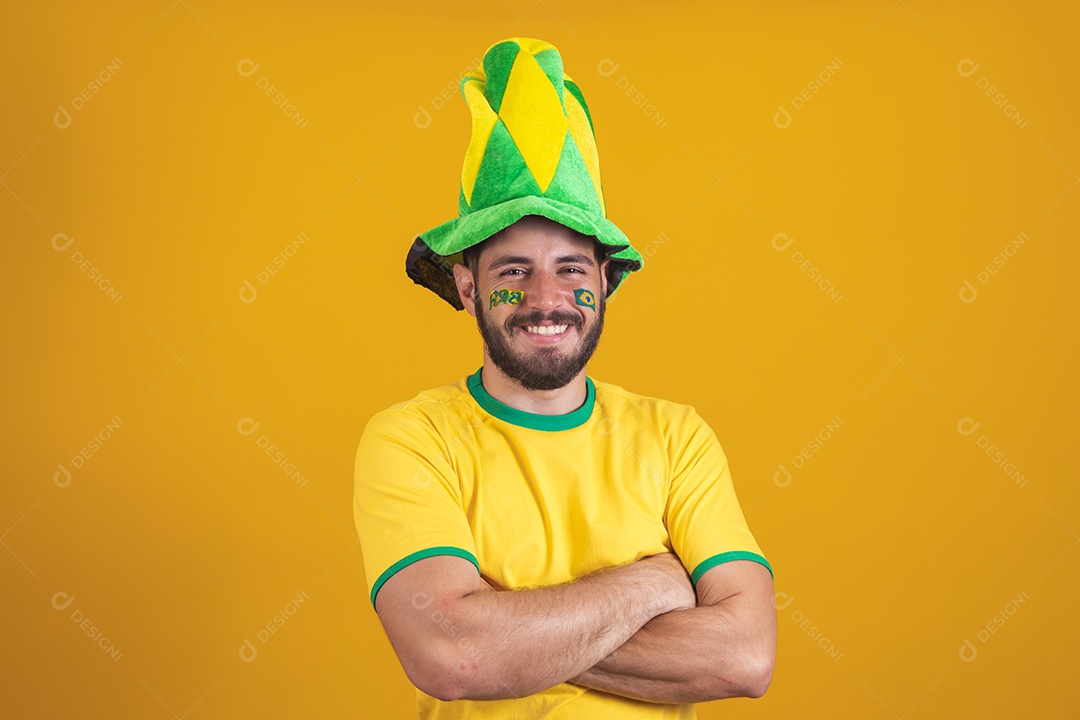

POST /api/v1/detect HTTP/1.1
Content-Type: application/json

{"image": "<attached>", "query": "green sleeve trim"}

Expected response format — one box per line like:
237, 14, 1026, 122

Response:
369, 546, 480, 610
691, 551, 774, 585
466, 366, 595, 431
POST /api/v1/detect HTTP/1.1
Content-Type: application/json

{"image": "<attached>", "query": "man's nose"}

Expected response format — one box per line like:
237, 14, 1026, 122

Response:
524, 272, 564, 310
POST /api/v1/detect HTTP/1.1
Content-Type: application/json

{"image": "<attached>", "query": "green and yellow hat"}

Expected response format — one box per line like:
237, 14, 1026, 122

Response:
406, 37, 644, 310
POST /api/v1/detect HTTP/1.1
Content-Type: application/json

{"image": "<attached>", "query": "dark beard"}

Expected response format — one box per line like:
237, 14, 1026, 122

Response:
473, 290, 605, 392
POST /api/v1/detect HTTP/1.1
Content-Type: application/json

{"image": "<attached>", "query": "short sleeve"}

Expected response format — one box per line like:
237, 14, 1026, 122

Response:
353, 409, 479, 610
665, 409, 773, 585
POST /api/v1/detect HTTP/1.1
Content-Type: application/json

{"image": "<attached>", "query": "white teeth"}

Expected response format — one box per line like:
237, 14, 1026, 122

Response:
524, 324, 568, 336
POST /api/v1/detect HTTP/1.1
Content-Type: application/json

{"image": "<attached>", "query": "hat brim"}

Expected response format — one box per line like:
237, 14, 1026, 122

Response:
406, 195, 643, 310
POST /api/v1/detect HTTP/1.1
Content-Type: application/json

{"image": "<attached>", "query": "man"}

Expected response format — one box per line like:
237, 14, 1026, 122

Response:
354, 37, 775, 719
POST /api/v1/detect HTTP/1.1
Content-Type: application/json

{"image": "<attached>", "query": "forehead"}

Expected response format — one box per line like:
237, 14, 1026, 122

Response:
479, 216, 600, 264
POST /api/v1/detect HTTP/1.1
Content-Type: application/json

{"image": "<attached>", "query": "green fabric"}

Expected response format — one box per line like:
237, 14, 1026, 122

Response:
482, 41, 519, 115
457, 184, 469, 216
465, 118, 541, 213
369, 545, 480, 609
611, 243, 644, 265
690, 551, 774, 585
564, 79, 593, 134
422, 194, 632, 258
532, 47, 566, 112
467, 366, 596, 432
543, 130, 602, 217
407, 37, 646, 311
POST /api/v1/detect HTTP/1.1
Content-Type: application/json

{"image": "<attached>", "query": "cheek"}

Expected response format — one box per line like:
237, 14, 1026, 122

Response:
571, 288, 598, 312
488, 288, 525, 309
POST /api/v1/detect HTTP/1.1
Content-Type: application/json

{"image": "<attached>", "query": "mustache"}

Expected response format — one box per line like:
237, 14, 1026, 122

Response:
505, 308, 584, 333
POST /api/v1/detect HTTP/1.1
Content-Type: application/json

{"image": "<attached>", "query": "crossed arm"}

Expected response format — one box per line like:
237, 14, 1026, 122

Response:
373, 552, 776, 704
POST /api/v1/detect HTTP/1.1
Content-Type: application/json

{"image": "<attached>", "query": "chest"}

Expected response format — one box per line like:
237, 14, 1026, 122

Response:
451, 425, 672, 588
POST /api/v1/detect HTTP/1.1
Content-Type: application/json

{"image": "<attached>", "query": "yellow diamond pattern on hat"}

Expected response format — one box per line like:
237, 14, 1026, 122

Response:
460, 75, 499, 206
498, 48, 567, 193
409, 37, 645, 310
564, 82, 605, 217
511, 37, 558, 58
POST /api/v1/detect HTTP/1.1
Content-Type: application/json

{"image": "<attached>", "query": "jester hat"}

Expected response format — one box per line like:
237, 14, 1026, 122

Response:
406, 37, 644, 310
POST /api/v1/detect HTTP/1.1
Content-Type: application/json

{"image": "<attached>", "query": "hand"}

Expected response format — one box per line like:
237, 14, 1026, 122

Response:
639, 552, 696, 613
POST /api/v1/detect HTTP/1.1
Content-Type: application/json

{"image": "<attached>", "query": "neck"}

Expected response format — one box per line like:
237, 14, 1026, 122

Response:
479, 354, 588, 416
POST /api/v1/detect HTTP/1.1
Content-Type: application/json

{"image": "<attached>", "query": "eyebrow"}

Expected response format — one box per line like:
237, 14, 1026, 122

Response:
487, 253, 596, 271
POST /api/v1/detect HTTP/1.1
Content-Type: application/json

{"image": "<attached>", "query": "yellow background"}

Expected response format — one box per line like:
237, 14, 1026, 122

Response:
4, 1, 1077, 717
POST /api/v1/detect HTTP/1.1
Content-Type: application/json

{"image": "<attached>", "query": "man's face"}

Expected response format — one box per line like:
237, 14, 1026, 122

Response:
455, 217, 609, 392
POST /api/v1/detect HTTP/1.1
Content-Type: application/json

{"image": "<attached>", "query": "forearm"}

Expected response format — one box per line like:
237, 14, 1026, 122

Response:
572, 602, 773, 704
431, 561, 682, 700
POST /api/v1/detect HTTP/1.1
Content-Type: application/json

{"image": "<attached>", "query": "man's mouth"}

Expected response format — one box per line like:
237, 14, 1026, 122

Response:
520, 324, 570, 337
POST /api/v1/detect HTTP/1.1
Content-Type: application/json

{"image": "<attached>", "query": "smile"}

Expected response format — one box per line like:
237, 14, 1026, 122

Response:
521, 324, 569, 336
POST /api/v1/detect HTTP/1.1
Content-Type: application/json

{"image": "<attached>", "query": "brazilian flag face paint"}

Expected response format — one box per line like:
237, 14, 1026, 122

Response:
489, 288, 524, 309
574, 288, 596, 311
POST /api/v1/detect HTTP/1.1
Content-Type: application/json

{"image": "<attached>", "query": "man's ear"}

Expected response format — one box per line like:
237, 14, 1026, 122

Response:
599, 257, 610, 297
453, 262, 478, 317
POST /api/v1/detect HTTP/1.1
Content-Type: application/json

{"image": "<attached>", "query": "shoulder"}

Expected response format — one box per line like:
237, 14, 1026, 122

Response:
590, 377, 708, 430
591, 377, 699, 416
359, 376, 477, 445
375, 377, 472, 416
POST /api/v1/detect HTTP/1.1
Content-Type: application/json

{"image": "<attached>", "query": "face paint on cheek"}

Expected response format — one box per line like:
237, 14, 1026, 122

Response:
573, 288, 596, 311
489, 289, 524, 309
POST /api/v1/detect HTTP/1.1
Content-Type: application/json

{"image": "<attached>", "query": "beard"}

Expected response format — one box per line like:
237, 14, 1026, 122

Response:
473, 290, 605, 392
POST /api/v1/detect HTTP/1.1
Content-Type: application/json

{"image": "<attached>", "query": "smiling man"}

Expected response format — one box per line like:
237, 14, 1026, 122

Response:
463, 217, 606, 397
354, 37, 775, 720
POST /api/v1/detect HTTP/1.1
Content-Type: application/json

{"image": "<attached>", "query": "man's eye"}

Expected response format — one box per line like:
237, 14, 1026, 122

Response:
501, 268, 525, 276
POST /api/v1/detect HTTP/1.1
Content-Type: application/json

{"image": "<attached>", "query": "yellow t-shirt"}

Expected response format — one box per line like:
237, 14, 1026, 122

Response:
353, 368, 772, 719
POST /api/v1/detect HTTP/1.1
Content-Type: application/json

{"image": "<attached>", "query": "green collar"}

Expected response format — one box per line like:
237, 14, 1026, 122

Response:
466, 367, 595, 432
